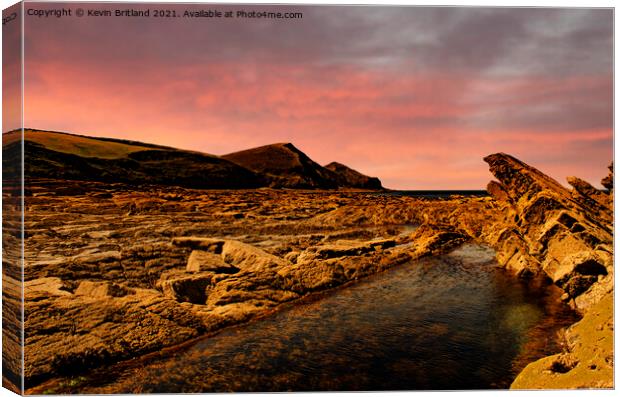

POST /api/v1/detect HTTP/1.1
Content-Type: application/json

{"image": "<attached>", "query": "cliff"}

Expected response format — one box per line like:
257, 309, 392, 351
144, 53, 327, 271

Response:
481, 153, 613, 388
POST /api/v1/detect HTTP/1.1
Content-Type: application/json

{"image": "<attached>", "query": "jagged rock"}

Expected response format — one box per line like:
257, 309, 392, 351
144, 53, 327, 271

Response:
186, 250, 238, 273
487, 180, 513, 204
408, 226, 469, 257
75, 281, 133, 298
491, 228, 540, 277
477, 153, 613, 390
567, 176, 611, 214
24, 289, 206, 385
25, 277, 72, 298
483, 153, 613, 309
284, 250, 301, 263
567, 176, 606, 202
174, 237, 289, 272
296, 239, 396, 263
220, 240, 289, 272
159, 273, 214, 304
601, 162, 613, 191
73, 250, 121, 265
484, 153, 567, 202
172, 237, 224, 252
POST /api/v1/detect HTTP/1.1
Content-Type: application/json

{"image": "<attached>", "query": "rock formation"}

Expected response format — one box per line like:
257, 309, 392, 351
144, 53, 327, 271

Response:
479, 153, 613, 389
324, 162, 383, 189
482, 153, 612, 311
6, 144, 612, 391
19, 181, 466, 391
601, 162, 613, 191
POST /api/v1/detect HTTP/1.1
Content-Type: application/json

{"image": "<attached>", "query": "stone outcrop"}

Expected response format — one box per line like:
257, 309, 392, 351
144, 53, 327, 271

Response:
186, 250, 238, 273
21, 184, 469, 391
477, 153, 613, 389
601, 162, 613, 191
482, 153, 613, 311
16, 153, 613, 391
24, 287, 207, 386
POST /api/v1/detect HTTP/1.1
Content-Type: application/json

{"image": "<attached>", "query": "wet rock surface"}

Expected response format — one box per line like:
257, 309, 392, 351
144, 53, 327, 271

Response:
511, 293, 613, 389
18, 180, 471, 388
481, 153, 613, 312
8, 152, 613, 391
464, 154, 613, 389
28, 245, 579, 394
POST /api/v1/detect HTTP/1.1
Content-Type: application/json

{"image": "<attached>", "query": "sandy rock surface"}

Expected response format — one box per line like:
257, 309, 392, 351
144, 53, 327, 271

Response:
4, 152, 613, 391
11, 181, 471, 387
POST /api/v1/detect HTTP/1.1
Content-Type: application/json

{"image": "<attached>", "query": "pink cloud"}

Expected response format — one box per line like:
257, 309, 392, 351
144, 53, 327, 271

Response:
23, 59, 612, 189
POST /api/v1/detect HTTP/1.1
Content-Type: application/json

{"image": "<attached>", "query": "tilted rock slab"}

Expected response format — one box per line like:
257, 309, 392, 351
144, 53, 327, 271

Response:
481, 153, 613, 389
483, 153, 613, 311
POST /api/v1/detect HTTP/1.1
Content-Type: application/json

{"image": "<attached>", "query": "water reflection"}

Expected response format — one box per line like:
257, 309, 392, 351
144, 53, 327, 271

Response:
44, 244, 578, 393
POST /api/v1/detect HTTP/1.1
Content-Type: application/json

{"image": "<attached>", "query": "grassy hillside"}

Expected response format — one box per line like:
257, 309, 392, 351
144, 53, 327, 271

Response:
4, 129, 166, 159
3, 129, 263, 189
3, 129, 384, 190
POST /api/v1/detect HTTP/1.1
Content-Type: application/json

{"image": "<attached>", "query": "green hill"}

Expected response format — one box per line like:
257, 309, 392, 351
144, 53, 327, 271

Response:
3, 129, 384, 190
3, 129, 263, 189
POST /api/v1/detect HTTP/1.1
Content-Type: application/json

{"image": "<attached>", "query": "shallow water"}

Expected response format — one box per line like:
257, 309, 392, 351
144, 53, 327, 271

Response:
378, 190, 489, 198
43, 244, 578, 393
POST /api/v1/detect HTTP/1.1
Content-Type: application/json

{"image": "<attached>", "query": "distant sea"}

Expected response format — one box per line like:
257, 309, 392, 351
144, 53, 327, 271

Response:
379, 190, 489, 198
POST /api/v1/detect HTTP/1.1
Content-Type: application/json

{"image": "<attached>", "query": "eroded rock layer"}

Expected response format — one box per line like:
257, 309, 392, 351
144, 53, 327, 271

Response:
482, 154, 613, 310
478, 154, 613, 389
21, 181, 472, 388
15, 152, 613, 391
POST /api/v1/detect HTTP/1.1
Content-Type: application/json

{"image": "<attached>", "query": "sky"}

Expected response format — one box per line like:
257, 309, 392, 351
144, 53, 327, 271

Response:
9, 3, 614, 189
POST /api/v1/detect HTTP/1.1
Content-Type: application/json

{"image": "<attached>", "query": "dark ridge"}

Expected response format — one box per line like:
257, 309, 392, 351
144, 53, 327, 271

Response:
6, 137, 264, 190
222, 143, 340, 189
5, 129, 384, 191
324, 162, 383, 190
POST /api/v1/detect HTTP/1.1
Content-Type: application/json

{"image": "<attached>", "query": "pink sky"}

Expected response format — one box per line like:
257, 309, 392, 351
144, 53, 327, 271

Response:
12, 4, 613, 189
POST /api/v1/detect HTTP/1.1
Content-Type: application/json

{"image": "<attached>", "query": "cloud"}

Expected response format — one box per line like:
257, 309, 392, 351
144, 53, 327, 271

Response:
3, 4, 23, 132
21, 4, 613, 189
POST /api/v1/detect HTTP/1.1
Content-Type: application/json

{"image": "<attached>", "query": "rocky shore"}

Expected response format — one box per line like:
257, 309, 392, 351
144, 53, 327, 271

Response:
3, 153, 613, 391
419, 154, 614, 388
483, 155, 613, 388
14, 184, 469, 389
